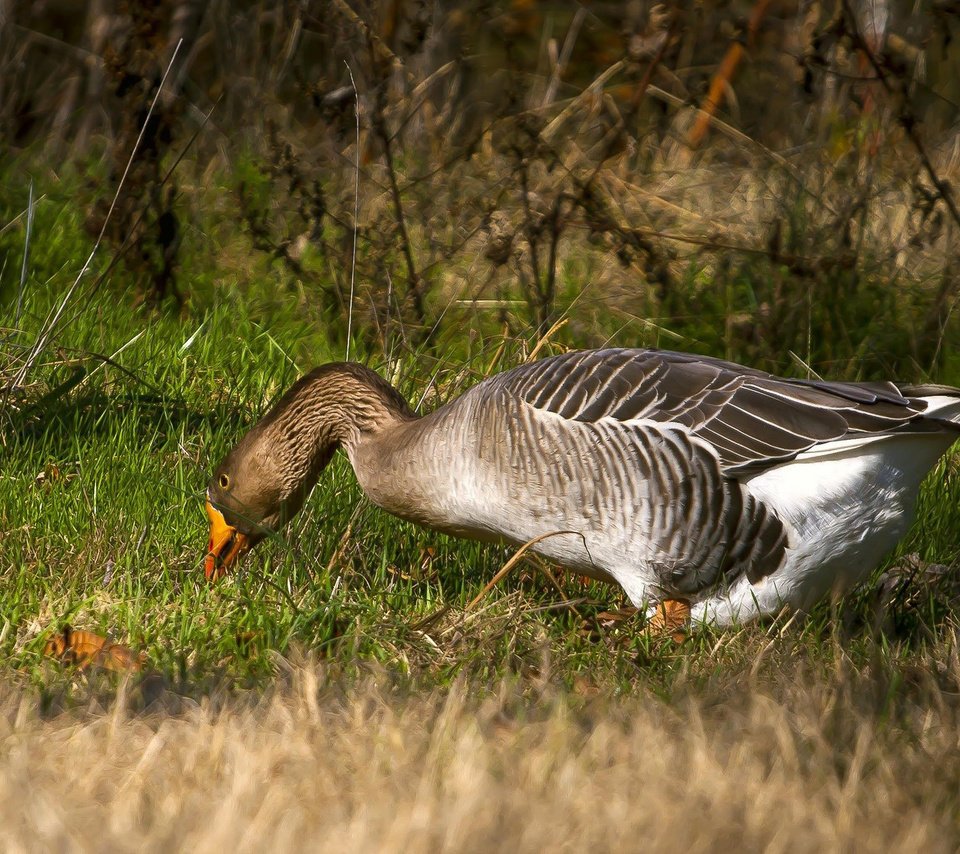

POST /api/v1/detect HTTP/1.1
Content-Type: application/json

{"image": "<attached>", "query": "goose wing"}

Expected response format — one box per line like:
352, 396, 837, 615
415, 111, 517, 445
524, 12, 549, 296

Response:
493, 348, 930, 476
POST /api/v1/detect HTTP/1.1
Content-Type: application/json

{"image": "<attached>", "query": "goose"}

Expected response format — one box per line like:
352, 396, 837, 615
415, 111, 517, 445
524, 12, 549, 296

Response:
203, 348, 960, 628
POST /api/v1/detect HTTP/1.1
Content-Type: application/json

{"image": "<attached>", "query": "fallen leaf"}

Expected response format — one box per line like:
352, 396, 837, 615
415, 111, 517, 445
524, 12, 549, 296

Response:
44, 625, 146, 673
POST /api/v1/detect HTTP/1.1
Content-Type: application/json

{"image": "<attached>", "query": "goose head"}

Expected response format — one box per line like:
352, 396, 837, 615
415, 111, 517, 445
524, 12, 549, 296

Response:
204, 430, 325, 581
203, 363, 414, 580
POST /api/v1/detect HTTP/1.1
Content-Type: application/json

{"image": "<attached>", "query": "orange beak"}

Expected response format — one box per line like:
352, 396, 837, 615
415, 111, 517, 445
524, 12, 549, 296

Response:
205, 499, 251, 581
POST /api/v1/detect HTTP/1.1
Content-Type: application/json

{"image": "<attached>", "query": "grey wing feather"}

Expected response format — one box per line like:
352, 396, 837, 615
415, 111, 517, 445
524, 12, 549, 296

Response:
492, 349, 934, 476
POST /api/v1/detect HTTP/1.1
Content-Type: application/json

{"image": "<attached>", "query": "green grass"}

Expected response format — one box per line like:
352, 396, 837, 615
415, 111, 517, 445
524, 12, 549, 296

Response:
2, 180, 960, 705
0, 240, 602, 690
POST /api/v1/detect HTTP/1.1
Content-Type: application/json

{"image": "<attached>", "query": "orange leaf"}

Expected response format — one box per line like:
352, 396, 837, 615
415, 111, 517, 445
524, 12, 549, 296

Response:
44, 626, 146, 673
687, 0, 772, 149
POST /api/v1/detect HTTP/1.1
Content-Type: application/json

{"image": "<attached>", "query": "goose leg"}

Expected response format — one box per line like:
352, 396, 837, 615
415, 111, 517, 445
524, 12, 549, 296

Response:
645, 598, 691, 643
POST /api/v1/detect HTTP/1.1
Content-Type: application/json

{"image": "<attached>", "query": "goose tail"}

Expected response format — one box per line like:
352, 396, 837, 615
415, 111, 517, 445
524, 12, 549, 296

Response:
898, 383, 960, 424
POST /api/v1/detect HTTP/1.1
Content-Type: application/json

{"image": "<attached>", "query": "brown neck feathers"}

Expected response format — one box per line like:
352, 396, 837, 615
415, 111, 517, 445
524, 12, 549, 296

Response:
252, 362, 416, 458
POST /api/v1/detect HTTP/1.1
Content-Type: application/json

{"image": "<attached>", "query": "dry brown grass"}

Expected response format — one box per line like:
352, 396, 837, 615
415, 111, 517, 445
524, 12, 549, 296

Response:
5, 646, 960, 853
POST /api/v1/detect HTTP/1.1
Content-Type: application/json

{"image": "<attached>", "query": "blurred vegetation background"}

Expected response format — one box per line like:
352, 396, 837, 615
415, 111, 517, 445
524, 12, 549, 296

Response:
3, 0, 960, 384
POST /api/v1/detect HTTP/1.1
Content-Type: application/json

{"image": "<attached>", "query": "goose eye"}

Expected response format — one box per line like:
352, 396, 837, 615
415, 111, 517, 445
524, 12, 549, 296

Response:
219, 474, 230, 489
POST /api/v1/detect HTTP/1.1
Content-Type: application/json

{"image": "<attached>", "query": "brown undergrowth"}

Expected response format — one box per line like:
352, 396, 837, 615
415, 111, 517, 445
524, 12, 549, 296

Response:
5, 637, 960, 852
